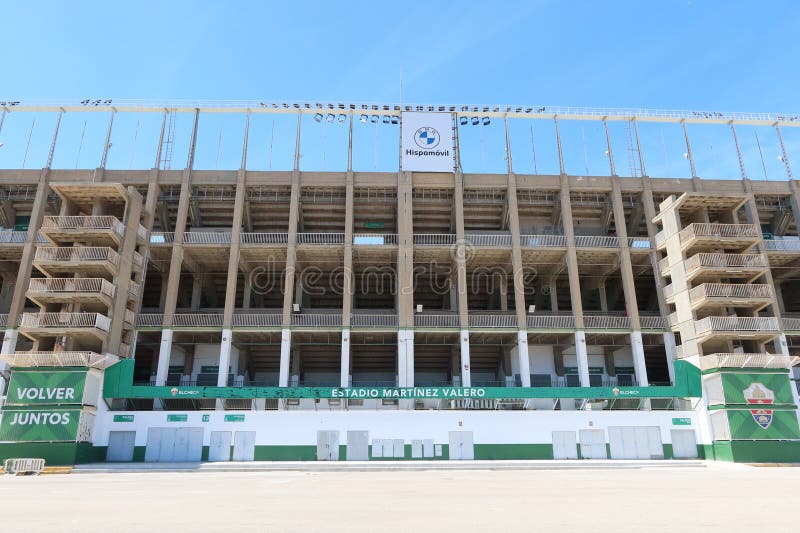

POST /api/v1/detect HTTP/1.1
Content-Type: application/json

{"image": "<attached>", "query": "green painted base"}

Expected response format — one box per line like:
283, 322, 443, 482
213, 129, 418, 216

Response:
708, 441, 800, 463
0, 442, 105, 466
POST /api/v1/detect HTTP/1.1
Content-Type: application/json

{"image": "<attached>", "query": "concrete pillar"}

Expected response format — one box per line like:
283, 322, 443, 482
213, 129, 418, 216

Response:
663, 332, 676, 384
242, 272, 252, 309
630, 331, 649, 386
499, 276, 508, 311
517, 330, 531, 387
396, 172, 414, 327
278, 329, 291, 387
159, 276, 168, 309
397, 329, 414, 387
217, 329, 232, 387
459, 330, 471, 387
155, 329, 173, 386
575, 330, 590, 386
776, 333, 790, 357
340, 329, 350, 387
559, 174, 585, 329
453, 172, 469, 327
598, 283, 608, 312
549, 278, 558, 312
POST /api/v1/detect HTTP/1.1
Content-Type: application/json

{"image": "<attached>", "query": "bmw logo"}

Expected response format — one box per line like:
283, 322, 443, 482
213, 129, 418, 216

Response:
414, 127, 440, 149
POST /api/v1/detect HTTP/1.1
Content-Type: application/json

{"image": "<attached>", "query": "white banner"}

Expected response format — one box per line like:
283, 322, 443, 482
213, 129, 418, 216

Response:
401, 112, 454, 172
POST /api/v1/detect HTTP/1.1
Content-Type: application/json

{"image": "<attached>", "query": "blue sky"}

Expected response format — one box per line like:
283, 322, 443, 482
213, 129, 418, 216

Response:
1, 0, 799, 177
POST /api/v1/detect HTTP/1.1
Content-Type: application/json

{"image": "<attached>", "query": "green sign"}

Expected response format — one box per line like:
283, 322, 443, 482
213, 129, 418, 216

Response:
563, 367, 604, 375
224, 414, 245, 422
202, 414, 210, 422
166, 414, 188, 422
168, 365, 185, 373
0, 408, 82, 442
364, 222, 385, 229
200, 366, 219, 373
672, 417, 692, 426
113, 415, 135, 423
725, 409, 800, 440
6, 371, 87, 406
720, 373, 796, 406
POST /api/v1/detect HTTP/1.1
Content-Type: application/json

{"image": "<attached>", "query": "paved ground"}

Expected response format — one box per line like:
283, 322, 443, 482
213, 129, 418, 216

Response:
1, 462, 797, 532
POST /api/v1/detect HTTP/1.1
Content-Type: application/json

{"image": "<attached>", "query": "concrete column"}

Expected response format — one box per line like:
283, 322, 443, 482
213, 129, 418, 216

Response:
775, 333, 790, 357
217, 329, 232, 388
575, 330, 590, 386
549, 278, 558, 312
459, 330, 471, 387
190, 275, 202, 310
0, 275, 14, 311
598, 284, 608, 312
278, 329, 291, 387
663, 332, 676, 384
396, 172, 414, 327
559, 174, 585, 328
398, 330, 414, 387
281, 117, 303, 326
159, 276, 169, 309
155, 329, 173, 386
340, 329, 350, 387
242, 271, 252, 309
630, 331, 649, 386
453, 172, 469, 327
517, 330, 531, 387
499, 275, 508, 311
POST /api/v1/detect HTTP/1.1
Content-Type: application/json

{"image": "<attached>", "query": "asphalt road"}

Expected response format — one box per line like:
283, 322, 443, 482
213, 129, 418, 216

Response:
0, 463, 796, 532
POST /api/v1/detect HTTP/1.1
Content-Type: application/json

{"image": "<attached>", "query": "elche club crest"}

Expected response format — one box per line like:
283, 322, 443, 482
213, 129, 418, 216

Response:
414, 127, 440, 149
743, 383, 775, 429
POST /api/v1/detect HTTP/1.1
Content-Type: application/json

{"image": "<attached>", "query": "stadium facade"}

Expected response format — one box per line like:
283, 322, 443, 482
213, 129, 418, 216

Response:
0, 100, 798, 465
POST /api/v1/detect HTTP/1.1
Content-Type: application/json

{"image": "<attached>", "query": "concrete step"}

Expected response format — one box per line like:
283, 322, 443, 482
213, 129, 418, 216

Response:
73, 459, 707, 474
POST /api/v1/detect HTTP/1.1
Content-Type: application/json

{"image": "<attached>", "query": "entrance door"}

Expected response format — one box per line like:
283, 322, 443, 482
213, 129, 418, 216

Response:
608, 426, 663, 459
209, 431, 232, 462
173, 428, 203, 462
552, 431, 578, 460
346, 431, 369, 461
107, 431, 136, 462
233, 431, 256, 461
145, 427, 203, 462
448, 431, 474, 460
316, 430, 339, 461
579, 429, 607, 459
670, 429, 698, 459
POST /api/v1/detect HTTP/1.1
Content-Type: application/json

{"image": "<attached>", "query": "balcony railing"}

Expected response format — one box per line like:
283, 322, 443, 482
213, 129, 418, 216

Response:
136, 313, 164, 327
781, 317, 800, 331
684, 253, 767, 272
150, 232, 174, 244
34, 246, 122, 267
640, 315, 667, 329
695, 316, 780, 335
28, 277, 116, 298
350, 312, 398, 327
291, 313, 342, 327
414, 313, 460, 328
240, 233, 289, 245
232, 313, 282, 327
663, 284, 675, 301
575, 235, 619, 248
658, 256, 670, 274
41, 215, 125, 236
413, 234, 456, 246
464, 234, 512, 247
689, 283, 772, 303
520, 234, 566, 247
584, 314, 631, 329
184, 232, 232, 245
526, 314, 575, 329
173, 313, 224, 328
628, 237, 652, 249
0, 230, 42, 244
20, 312, 111, 332
353, 234, 398, 245
297, 233, 345, 245
0, 314, 7, 327
468, 312, 517, 328
763, 239, 800, 252
679, 223, 760, 245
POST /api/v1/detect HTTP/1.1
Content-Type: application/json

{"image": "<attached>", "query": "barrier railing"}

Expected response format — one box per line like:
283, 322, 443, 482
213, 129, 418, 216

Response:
173, 314, 224, 328
20, 312, 111, 332
781, 317, 800, 331
464, 234, 512, 247
34, 246, 121, 267
584, 314, 631, 329
689, 283, 772, 302
640, 315, 667, 329
628, 237, 651, 249
41, 215, 125, 236
0, 230, 30, 243
297, 233, 344, 245
575, 235, 620, 248
28, 277, 116, 298
679, 223, 760, 244
763, 240, 800, 252
695, 316, 780, 335
184, 232, 232, 245
526, 314, 575, 329
0, 314, 7, 327
684, 253, 767, 272
520, 234, 566, 247
353, 234, 398, 245
291, 313, 343, 327
413, 234, 456, 246
414, 314, 460, 328
351, 313, 398, 327
149, 232, 173, 244
240, 232, 289, 245
468, 313, 517, 328
136, 314, 164, 327
232, 313, 282, 327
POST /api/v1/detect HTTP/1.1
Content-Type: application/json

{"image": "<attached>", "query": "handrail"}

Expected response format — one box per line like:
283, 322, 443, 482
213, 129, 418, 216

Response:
684, 253, 766, 272
575, 235, 619, 248
240, 233, 289, 245
640, 315, 667, 329
695, 316, 780, 334
0, 314, 7, 327
41, 215, 124, 236
20, 312, 111, 331
763, 239, 800, 252
173, 314, 224, 327
520, 234, 566, 247
468, 312, 517, 328
184, 232, 232, 245
353, 234, 398, 245
291, 313, 343, 326
689, 283, 772, 302
679, 223, 760, 244
628, 237, 651, 249
150, 232, 174, 244
232, 313, 282, 327
584, 314, 631, 329
414, 314, 460, 328
28, 277, 116, 298
351, 313, 398, 327
34, 246, 122, 267
413, 234, 456, 246
136, 313, 164, 327
296, 233, 345, 245
464, 234, 512, 247
526, 314, 575, 329
781, 317, 800, 331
